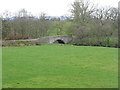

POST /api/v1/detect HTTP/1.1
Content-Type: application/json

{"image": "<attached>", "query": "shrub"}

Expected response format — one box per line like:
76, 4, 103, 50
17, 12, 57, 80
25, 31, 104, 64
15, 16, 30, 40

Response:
2, 40, 41, 47
5, 33, 28, 40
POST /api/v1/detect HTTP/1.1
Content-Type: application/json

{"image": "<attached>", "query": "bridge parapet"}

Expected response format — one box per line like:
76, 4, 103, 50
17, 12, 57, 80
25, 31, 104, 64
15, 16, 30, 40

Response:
38, 35, 74, 44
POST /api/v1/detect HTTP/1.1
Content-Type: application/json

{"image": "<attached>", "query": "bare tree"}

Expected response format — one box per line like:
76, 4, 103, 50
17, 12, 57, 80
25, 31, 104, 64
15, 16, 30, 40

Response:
71, 0, 95, 24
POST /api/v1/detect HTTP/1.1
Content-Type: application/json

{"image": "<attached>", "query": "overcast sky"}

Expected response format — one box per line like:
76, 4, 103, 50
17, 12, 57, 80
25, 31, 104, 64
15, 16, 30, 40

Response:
0, 0, 119, 16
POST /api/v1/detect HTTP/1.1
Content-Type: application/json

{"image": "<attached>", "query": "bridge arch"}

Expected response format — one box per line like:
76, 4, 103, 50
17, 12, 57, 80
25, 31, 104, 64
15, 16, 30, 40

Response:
53, 39, 65, 44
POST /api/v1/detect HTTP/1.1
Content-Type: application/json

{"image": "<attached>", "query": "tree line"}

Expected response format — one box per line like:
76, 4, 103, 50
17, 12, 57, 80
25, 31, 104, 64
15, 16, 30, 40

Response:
1, 0, 119, 47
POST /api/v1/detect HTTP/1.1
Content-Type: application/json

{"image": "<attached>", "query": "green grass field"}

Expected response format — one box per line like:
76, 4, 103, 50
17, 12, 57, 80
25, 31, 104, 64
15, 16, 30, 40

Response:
2, 44, 118, 88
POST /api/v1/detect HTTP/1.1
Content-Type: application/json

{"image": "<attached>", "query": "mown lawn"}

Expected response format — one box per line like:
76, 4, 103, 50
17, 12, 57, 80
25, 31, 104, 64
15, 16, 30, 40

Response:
2, 44, 118, 88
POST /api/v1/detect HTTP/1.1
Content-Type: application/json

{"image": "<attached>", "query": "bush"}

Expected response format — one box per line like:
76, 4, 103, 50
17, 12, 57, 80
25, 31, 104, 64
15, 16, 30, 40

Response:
5, 33, 28, 40
70, 37, 118, 48
2, 40, 41, 47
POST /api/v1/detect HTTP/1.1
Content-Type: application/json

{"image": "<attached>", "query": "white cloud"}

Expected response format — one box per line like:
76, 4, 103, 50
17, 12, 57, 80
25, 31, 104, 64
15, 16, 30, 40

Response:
0, 0, 119, 16
91, 0, 119, 7
0, 0, 74, 16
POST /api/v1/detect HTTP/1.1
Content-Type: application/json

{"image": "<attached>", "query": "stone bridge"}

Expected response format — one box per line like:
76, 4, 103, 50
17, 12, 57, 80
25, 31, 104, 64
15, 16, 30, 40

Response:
38, 35, 76, 44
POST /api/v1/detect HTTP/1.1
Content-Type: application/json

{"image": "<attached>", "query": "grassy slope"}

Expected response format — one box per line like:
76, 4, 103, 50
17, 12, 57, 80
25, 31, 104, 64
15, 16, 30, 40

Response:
2, 44, 118, 88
